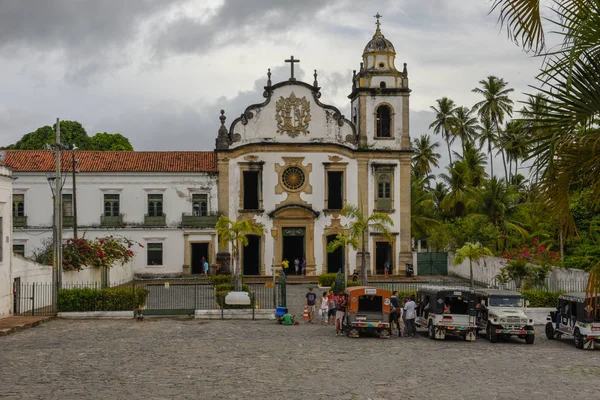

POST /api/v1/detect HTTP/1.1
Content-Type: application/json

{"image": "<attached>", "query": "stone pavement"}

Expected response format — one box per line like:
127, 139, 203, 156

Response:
1, 314, 599, 399
0, 316, 53, 336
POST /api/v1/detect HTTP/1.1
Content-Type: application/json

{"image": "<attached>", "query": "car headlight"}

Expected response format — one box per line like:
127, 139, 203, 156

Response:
500, 318, 507, 323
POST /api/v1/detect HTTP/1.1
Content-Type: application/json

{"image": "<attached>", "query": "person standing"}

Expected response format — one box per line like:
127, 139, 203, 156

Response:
403, 296, 417, 338
201, 257, 208, 277
390, 290, 401, 336
294, 257, 300, 275
305, 288, 317, 323
335, 292, 348, 336
301, 258, 307, 276
384, 261, 391, 277
327, 290, 337, 325
352, 269, 359, 282
282, 258, 289, 276
319, 292, 329, 325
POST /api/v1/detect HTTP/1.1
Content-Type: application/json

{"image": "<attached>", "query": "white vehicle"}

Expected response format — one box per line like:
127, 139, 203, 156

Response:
415, 287, 477, 341
545, 293, 600, 350
474, 289, 535, 344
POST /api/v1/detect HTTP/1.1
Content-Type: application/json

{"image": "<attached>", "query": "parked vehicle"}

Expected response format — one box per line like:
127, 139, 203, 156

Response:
344, 286, 391, 339
474, 289, 535, 344
545, 292, 600, 349
415, 287, 477, 341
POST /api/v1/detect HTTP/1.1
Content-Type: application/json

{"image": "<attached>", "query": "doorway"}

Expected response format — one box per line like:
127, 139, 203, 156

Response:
243, 235, 261, 275
375, 242, 392, 275
13, 277, 20, 315
191, 243, 209, 274
282, 227, 305, 274
326, 235, 344, 273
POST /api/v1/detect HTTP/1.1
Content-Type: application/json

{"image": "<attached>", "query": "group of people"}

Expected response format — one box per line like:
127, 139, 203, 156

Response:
390, 291, 418, 338
300, 288, 348, 335
281, 257, 307, 276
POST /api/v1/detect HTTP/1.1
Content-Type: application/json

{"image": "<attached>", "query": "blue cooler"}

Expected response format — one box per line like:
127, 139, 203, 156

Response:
275, 306, 286, 323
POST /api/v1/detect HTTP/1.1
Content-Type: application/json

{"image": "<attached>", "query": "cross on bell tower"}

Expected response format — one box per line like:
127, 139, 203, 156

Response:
285, 55, 300, 81
374, 12, 382, 29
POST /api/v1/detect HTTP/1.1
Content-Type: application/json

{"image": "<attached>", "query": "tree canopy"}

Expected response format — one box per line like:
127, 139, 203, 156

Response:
2, 120, 133, 151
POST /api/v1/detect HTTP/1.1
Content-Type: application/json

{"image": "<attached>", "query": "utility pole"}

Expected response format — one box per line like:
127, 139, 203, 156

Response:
72, 148, 78, 239
54, 119, 63, 297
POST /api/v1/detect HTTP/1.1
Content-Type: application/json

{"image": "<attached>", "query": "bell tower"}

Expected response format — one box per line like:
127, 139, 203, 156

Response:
349, 13, 410, 150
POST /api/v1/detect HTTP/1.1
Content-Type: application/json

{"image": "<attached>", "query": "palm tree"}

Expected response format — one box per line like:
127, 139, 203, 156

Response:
472, 76, 514, 181
478, 116, 497, 178
438, 161, 472, 218
453, 141, 488, 188
326, 204, 393, 285
453, 242, 493, 289
429, 97, 457, 165
501, 120, 529, 180
431, 182, 448, 216
411, 134, 442, 179
215, 216, 264, 291
410, 176, 439, 241
450, 106, 480, 155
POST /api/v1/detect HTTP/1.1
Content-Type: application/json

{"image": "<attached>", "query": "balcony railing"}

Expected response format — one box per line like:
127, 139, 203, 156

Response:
144, 214, 166, 227
13, 215, 27, 228
100, 215, 124, 227
63, 216, 74, 228
181, 214, 218, 229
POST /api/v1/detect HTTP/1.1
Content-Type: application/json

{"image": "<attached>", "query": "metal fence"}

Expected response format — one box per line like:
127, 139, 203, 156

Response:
485, 278, 589, 293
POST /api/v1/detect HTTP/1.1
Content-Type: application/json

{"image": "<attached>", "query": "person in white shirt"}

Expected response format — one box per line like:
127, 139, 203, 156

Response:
403, 297, 417, 338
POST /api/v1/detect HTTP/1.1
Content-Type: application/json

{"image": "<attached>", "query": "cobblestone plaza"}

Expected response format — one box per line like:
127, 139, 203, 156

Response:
1, 314, 599, 399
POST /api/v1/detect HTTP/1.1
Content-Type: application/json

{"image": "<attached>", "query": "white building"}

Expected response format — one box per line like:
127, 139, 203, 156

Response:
0, 164, 14, 317
214, 21, 412, 276
4, 151, 218, 278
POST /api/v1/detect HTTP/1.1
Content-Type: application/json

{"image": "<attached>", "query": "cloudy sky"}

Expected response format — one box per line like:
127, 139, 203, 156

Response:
0, 0, 546, 172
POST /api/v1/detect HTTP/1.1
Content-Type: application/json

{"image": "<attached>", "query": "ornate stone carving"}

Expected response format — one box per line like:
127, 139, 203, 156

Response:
243, 155, 259, 162
328, 155, 343, 163
275, 92, 311, 137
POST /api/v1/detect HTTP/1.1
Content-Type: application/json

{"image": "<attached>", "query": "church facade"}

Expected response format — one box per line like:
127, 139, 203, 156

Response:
215, 22, 412, 276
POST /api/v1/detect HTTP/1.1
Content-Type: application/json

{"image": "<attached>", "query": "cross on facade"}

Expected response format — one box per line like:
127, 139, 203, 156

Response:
285, 55, 300, 81
374, 12, 382, 29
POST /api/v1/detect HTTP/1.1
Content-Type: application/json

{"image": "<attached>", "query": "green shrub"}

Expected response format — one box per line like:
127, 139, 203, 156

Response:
214, 283, 235, 292
210, 275, 233, 286
318, 273, 337, 287
331, 280, 361, 292
214, 284, 251, 308
519, 290, 564, 308
57, 287, 149, 312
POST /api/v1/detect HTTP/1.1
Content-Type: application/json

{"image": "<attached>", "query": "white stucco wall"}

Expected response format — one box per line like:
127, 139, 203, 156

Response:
12, 171, 217, 276
0, 166, 13, 317
450, 254, 589, 290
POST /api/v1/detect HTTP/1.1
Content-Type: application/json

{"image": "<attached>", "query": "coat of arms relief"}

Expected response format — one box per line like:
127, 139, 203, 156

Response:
275, 92, 311, 137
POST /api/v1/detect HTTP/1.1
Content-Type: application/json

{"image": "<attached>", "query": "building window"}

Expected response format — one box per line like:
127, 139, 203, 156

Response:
104, 194, 120, 217
192, 194, 208, 216
147, 243, 163, 266
62, 194, 73, 217
327, 171, 344, 210
13, 194, 24, 217
148, 194, 163, 217
13, 244, 25, 257
379, 81, 386, 89
243, 170, 260, 210
376, 171, 393, 210
376, 105, 392, 138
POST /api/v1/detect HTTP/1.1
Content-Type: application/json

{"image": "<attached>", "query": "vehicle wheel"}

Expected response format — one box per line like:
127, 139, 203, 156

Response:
574, 329, 584, 349
488, 323, 498, 343
428, 321, 435, 340
545, 322, 555, 340
526, 333, 535, 345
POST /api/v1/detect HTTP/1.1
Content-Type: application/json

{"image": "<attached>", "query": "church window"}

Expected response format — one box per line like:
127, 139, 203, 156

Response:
148, 194, 163, 217
192, 194, 208, 216
327, 171, 344, 210
376, 105, 392, 138
282, 166, 306, 191
243, 170, 261, 210
147, 243, 163, 266
62, 194, 73, 217
378, 62, 385, 68
379, 81, 386, 89
103, 194, 120, 217
13, 244, 25, 257
13, 194, 24, 217
376, 170, 393, 210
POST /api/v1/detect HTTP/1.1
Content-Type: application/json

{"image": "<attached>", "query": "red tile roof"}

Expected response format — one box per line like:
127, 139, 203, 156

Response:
2, 150, 217, 173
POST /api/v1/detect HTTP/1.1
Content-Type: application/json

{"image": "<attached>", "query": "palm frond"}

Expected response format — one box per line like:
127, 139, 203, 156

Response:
490, 0, 545, 53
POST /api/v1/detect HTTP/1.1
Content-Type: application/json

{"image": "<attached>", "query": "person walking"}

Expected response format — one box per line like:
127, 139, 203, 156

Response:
294, 257, 300, 275
403, 296, 417, 338
305, 287, 317, 323
335, 292, 348, 336
327, 290, 336, 325
390, 290, 401, 336
282, 258, 289, 276
319, 291, 329, 325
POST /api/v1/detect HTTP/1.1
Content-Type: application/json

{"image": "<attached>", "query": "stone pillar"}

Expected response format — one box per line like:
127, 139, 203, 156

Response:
216, 154, 231, 273
398, 153, 412, 267
401, 94, 410, 150
358, 93, 368, 147
357, 157, 369, 216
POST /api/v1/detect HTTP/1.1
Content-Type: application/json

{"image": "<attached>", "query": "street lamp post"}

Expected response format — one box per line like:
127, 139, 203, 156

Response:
71, 145, 79, 239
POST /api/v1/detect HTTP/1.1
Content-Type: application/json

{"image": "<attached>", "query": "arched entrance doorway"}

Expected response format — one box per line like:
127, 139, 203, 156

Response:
242, 235, 261, 275
326, 234, 344, 273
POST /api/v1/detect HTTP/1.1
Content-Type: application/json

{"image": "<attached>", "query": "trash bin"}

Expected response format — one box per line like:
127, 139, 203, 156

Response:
405, 263, 414, 277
